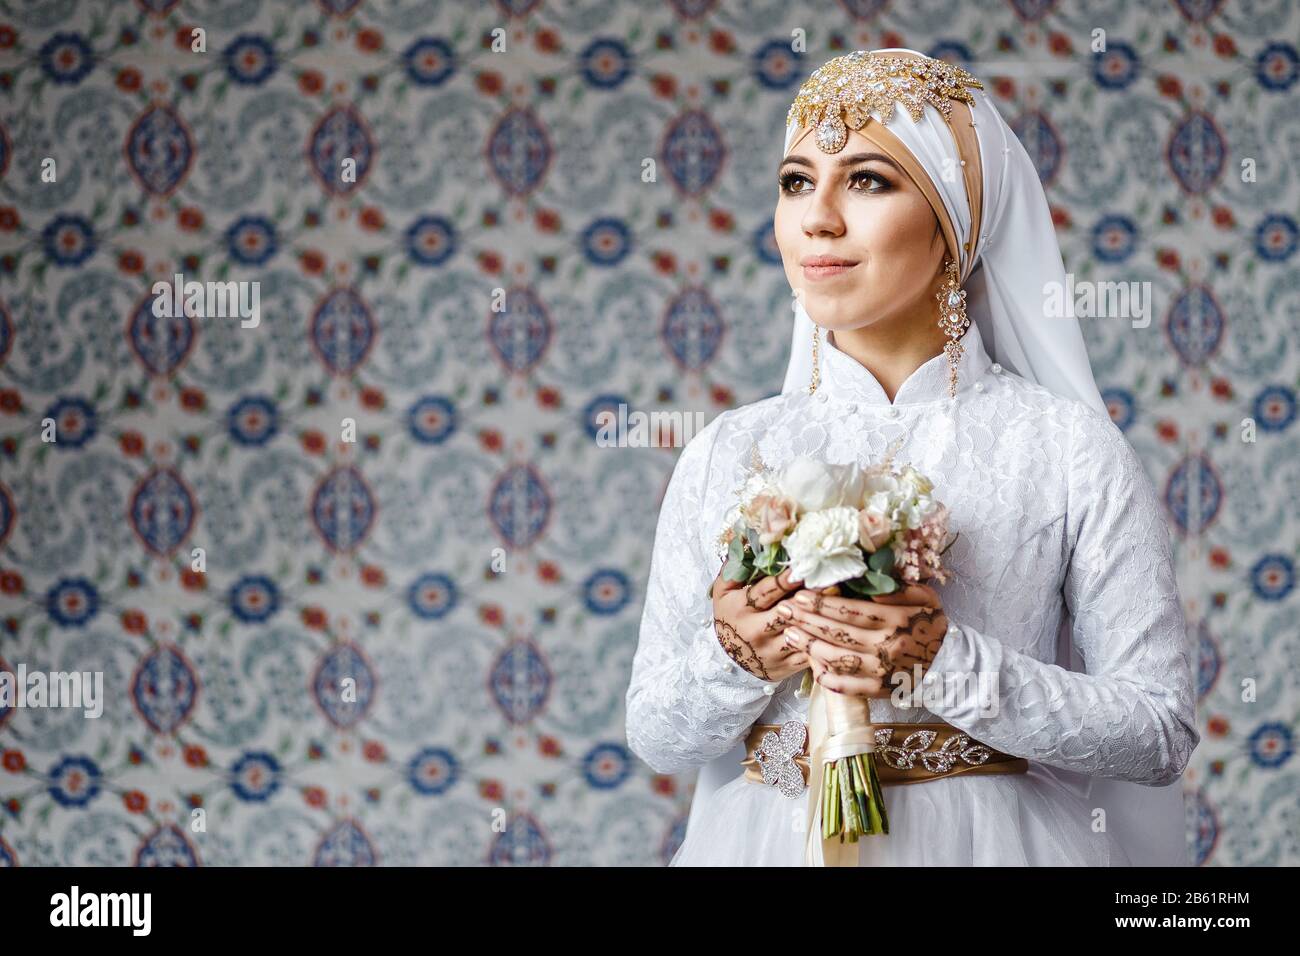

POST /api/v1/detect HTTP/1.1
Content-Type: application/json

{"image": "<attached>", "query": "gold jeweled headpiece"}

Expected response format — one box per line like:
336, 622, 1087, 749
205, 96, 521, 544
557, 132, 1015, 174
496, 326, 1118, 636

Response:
786, 51, 984, 154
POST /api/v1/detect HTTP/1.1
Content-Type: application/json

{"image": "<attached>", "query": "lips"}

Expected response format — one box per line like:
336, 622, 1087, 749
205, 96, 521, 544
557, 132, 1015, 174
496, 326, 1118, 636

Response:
801, 255, 859, 279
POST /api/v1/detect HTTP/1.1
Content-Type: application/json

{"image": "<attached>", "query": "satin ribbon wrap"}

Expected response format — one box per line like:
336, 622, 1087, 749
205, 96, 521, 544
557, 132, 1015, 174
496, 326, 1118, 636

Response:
802, 681, 882, 867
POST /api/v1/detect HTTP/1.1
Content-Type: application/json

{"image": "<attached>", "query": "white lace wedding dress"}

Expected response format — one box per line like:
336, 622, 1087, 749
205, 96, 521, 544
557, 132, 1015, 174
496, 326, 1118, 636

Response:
625, 320, 1200, 866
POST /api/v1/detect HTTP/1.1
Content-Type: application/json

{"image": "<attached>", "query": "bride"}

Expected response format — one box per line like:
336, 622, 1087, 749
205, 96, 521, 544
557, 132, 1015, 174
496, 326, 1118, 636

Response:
624, 49, 1199, 866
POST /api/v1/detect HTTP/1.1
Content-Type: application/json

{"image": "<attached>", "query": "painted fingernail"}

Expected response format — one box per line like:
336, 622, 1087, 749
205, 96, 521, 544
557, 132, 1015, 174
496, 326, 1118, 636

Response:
785, 626, 808, 644
775, 603, 793, 618
793, 592, 814, 606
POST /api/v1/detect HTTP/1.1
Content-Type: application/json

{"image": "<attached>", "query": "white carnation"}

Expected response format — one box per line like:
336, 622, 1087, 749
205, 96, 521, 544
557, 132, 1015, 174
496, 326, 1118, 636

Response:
784, 507, 867, 589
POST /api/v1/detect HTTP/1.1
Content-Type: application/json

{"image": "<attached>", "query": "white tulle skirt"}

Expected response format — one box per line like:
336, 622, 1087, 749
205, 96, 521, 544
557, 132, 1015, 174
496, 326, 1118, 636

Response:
671, 762, 1130, 866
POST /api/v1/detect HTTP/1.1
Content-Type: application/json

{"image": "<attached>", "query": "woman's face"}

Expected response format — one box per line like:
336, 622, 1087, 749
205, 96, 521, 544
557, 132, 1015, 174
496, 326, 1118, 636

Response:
775, 127, 947, 332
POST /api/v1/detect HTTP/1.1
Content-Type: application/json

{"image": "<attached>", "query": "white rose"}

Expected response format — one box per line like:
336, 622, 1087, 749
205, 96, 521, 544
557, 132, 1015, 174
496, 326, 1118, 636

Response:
776, 456, 867, 512
783, 507, 868, 589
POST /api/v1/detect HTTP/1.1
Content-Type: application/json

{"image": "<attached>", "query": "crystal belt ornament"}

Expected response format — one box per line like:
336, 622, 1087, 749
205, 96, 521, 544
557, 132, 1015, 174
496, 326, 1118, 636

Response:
752, 719, 808, 798
786, 51, 984, 155
872, 727, 992, 773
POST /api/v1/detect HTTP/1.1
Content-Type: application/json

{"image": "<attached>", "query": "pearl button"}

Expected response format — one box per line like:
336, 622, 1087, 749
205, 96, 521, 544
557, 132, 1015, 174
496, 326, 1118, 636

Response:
991, 363, 1002, 374
974, 381, 984, 392
885, 406, 899, 418
816, 392, 828, 403
763, 684, 776, 696
846, 403, 857, 413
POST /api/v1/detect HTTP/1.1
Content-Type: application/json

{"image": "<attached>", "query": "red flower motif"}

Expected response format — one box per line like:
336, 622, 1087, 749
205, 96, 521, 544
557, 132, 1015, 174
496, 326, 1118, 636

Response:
1211, 205, 1235, 228
1212, 34, 1237, 57
651, 775, 675, 796
1208, 547, 1230, 569
300, 249, 325, 275
708, 208, 733, 232
304, 786, 327, 808
1047, 32, 1073, 55
478, 429, 503, 452
123, 791, 148, 813
121, 610, 147, 634
478, 251, 502, 274
534, 208, 561, 232
180, 568, 206, 590
479, 780, 502, 801
0, 26, 16, 49
993, 77, 1016, 100
2, 749, 25, 773
179, 387, 206, 411
538, 736, 561, 757
356, 28, 383, 52
301, 606, 327, 629
479, 604, 503, 626
175, 26, 196, 49
119, 431, 144, 455
708, 30, 734, 54
358, 207, 384, 231
360, 565, 385, 587
177, 207, 204, 231
362, 740, 386, 762
0, 570, 23, 595
1210, 376, 1233, 399
0, 389, 21, 413
1156, 248, 1181, 271
0, 207, 18, 231
1206, 715, 1230, 737
1156, 75, 1182, 99
653, 251, 676, 274
476, 71, 503, 95
536, 561, 560, 583
536, 386, 560, 409
360, 386, 385, 409
535, 28, 560, 53
299, 70, 324, 95
710, 384, 733, 406
301, 430, 326, 454
1050, 206, 1071, 228
1155, 420, 1179, 443
650, 74, 676, 99
118, 250, 144, 274
183, 745, 208, 768
116, 68, 142, 92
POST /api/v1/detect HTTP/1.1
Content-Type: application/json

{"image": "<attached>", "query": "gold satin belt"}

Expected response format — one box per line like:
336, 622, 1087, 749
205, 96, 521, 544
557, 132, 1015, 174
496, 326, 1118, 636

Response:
742, 720, 1029, 790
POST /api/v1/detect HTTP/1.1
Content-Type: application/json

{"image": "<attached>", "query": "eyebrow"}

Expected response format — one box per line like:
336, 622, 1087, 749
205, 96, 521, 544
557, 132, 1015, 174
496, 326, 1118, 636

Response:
778, 152, 904, 174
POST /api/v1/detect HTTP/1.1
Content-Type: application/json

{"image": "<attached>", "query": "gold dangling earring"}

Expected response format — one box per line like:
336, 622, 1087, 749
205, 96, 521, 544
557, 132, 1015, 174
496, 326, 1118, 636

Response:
809, 321, 820, 395
935, 256, 970, 399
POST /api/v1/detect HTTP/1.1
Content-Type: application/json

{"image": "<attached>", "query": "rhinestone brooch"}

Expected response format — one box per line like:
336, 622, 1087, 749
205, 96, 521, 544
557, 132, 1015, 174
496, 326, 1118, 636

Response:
753, 719, 808, 798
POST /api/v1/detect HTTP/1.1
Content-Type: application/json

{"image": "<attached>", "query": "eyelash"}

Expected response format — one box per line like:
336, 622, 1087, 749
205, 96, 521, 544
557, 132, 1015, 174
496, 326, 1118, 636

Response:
778, 169, 890, 196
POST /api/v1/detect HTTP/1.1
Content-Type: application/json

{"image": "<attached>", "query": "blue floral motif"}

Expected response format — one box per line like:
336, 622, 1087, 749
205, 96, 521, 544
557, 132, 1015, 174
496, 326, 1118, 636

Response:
404, 215, 456, 266
230, 752, 281, 802
1247, 723, 1293, 769
43, 396, 97, 447
225, 216, 278, 266
42, 215, 96, 266
408, 747, 459, 795
580, 217, 631, 266
39, 33, 94, 85
403, 37, 456, 86
48, 756, 102, 807
1092, 41, 1140, 90
1255, 42, 1298, 91
579, 38, 632, 88
224, 35, 278, 85
1091, 214, 1138, 263
1252, 385, 1295, 432
583, 569, 631, 616
408, 572, 457, 620
228, 575, 281, 623
46, 578, 99, 628
227, 395, 279, 446
1249, 555, 1293, 602
1254, 214, 1297, 262
407, 396, 457, 444
582, 743, 632, 789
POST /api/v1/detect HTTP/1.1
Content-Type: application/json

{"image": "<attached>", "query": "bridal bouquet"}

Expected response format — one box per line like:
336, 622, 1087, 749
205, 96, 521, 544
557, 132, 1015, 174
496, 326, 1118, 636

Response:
715, 441, 957, 845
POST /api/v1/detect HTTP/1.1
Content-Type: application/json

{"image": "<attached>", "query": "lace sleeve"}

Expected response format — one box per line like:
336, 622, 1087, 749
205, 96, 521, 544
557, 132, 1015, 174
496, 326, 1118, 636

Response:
624, 415, 776, 775
923, 406, 1200, 786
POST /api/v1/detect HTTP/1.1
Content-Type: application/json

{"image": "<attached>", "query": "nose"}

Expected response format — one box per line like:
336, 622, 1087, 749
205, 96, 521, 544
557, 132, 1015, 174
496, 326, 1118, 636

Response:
802, 184, 845, 238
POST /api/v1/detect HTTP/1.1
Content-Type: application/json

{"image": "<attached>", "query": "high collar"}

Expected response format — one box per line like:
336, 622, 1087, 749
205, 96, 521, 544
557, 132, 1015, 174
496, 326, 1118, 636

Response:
816, 319, 994, 407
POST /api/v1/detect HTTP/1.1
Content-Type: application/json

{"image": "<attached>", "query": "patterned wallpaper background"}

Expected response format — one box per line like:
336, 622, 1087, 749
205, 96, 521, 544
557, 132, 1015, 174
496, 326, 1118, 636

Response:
0, 0, 1296, 866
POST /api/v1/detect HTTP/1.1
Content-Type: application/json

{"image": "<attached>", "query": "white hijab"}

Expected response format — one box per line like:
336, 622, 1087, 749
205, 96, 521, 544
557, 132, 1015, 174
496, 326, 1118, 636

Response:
748, 49, 1189, 866
780, 48, 1107, 416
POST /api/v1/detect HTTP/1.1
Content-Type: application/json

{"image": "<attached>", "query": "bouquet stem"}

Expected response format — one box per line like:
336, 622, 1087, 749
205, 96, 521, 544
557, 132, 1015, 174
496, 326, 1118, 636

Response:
820, 751, 889, 842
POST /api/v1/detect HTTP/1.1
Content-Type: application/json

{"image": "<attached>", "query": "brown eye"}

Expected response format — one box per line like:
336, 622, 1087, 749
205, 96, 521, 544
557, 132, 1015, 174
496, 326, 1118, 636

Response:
849, 170, 889, 193
779, 170, 812, 195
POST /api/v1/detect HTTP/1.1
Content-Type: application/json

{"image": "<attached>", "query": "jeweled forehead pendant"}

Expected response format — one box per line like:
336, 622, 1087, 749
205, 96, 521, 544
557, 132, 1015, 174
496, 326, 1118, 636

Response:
786, 51, 984, 154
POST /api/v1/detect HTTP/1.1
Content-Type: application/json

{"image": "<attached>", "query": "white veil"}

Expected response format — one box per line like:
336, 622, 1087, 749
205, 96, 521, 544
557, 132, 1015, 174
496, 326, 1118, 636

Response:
761, 49, 1191, 865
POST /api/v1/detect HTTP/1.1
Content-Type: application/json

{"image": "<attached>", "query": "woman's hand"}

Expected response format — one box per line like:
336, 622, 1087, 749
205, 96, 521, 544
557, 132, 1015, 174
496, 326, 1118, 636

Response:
775, 584, 949, 697
711, 566, 810, 682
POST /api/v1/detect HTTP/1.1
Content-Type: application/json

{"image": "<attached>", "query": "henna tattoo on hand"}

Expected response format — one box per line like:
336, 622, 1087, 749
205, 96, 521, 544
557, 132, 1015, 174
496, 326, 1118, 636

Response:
714, 617, 770, 680
828, 654, 862, 676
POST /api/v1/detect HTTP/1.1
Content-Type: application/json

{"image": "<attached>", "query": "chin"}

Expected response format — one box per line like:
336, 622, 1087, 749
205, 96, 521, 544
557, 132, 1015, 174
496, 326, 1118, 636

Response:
803, 294, 876, 332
